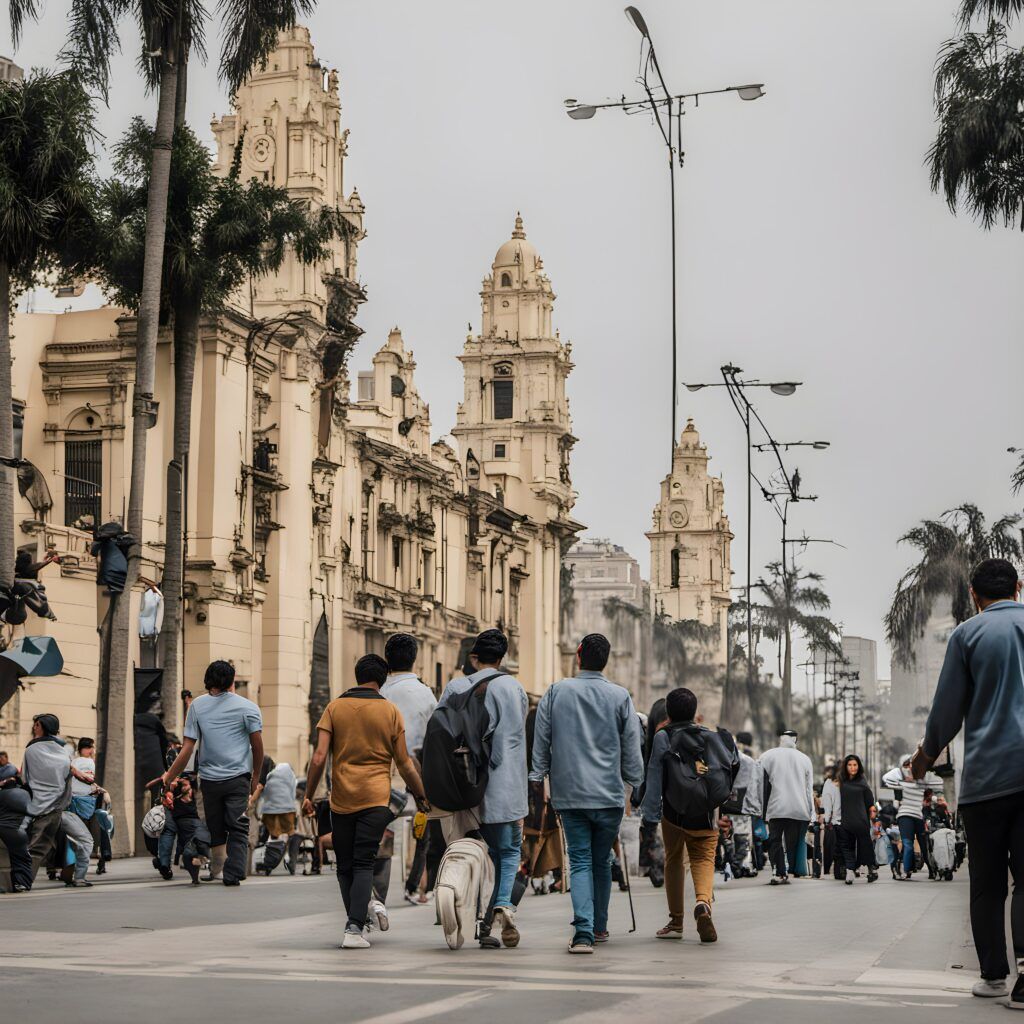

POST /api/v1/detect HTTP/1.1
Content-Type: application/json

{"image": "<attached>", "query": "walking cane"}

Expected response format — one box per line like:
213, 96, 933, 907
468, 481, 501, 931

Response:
621, 844, 636, 934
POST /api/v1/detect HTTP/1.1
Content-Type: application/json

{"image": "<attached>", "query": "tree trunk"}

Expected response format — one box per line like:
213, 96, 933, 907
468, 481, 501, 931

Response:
0, 261, 14, 594
159, 300, 198, 733
782, 620, 793, 729
100, 52, 179, 857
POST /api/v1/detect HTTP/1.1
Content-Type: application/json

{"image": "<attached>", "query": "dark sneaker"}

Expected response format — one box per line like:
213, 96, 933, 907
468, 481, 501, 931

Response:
478, 933, 501, 949
694, 902, 717, 943
867, 869, 878, 883
222, 879, 241, 887
1009, 974, 1024, 1009
594, 930, 609, 943
159, 865, 173, 880
568, 937, 594, 954
65, 879, 93, 888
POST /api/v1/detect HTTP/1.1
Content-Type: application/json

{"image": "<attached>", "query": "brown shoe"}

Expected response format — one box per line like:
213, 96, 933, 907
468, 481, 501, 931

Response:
694, 902, 717, 943
656, 923, 684, 939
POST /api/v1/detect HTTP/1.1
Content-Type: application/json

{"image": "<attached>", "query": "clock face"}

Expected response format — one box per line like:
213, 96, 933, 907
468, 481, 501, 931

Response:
247, 132, 276, 170
669, 507, 688, 528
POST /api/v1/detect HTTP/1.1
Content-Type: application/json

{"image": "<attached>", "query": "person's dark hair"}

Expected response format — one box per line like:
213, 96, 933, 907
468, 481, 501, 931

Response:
32, 713, 60, 736
471, 628, 508, 665
204, 660, 235, 692
666, 687, 698, 723
971, 558, 1019, 602
578, 633, 611, 672
735, 731, 753, 748
355, 653, 388, 687
644, 697, 668, 767
461, 658, 476, 676
384, 632, 418, 673
77, 737, 95, 753
923, 787, 933, 801
839, 754, 865, 783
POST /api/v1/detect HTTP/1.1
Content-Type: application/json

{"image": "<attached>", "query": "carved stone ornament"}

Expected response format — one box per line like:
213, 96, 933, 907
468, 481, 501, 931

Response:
247, 131, 276, 169
669, 506, 689, 529
493, 362, 514, 377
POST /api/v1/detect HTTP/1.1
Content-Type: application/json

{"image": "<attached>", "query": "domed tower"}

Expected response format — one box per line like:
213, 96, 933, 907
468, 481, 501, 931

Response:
451, 215, 582, 693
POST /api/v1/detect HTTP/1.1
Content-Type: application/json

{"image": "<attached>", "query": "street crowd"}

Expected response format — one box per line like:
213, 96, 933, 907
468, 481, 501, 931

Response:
1, 558, 1024, 1006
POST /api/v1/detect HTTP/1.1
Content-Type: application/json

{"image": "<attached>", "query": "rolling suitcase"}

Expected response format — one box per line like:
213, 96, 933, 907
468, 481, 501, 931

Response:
434, 837, 494, 950
930, 827, 956, 879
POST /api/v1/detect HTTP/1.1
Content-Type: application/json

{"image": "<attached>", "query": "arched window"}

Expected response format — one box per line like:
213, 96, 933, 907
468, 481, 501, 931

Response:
500, 272, 512, 288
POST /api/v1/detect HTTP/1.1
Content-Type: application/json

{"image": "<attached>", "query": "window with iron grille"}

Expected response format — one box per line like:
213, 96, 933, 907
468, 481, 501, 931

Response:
493, 379, 513, 420
65, 438, 102, 527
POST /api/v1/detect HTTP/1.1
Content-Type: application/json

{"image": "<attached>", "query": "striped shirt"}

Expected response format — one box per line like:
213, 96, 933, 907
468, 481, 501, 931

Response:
882, 767, 943, 819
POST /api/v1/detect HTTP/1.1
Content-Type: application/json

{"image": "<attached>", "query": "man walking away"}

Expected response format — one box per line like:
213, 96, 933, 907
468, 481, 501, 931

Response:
0, 763, 31, 891
757, 729, 814, 885
641, 688, 739, 943
303, 654, 429, 949
380, 632, 438, 906
162, 660, 264, 886
436, 629, 528, 949
530, 634, 643, 954
883, 755, 942, 880
910, 559, 1024, 1006
22, 713, 73, 882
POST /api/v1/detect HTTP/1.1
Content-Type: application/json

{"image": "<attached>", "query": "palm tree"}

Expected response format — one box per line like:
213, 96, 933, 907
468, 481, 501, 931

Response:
95, 120, 341, 729
0, 70, 95, 597
928, 2, 1024, 229
749, 562, 842, 728
1012, 451, 1024, 496
885, 503, 1021, 666
9, 0, 317, 852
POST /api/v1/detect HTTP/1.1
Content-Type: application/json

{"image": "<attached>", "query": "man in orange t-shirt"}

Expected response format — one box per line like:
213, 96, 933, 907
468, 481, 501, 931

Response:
303, 653, 429, 948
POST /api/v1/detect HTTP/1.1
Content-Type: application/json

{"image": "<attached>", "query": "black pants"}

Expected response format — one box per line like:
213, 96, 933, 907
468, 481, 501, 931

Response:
836, 825, 876, 871
0, 824, 32, 891
961, 790, 1024, 980
768, 818, 804, 878
200, 774, 251, 883
332, 806, 393, 931
405, 818, 445, 894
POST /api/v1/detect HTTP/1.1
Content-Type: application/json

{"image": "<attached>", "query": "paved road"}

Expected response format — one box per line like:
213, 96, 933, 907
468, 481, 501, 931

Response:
1, 861, 992, 1023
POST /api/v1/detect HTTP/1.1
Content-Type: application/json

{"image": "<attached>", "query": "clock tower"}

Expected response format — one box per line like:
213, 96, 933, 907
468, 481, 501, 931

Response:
647, 419, 733, 674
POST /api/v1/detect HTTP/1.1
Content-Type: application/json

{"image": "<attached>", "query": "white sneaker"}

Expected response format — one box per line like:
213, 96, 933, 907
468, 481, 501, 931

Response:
972, 978, 1008, 998
342, 929, 371, 949
370, 899, 389, 932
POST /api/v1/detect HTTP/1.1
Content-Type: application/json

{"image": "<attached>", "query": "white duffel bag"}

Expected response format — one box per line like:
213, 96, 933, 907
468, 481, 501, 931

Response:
434, 837, 494, 950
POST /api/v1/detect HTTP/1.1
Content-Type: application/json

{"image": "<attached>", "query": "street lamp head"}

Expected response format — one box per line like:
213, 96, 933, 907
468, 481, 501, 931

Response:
563, 98, 578, 107
684, 383, 706, 392
567, 105, 598, 120
812, 441, 830, 450
770, 382, 798, 396
624, 5, 651, 38
734, 84, 765, 101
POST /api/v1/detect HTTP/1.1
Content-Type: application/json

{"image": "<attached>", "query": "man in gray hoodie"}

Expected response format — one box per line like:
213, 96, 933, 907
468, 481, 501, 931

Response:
911, 558, 1024, 1006
22, 713, 72, 881
530, 633, 644, 953
757, 729, 814, 885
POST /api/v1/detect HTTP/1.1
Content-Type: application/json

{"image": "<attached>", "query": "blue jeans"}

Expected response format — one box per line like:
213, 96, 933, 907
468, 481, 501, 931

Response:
479, 821, 523, 912
559, 808, 623, 944
899, 816, 927, 875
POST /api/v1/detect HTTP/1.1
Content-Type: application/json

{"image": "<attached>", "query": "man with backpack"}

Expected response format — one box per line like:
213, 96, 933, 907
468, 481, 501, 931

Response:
757, 729, 815, 885
529, 633, 643, 953
430, 628, 528, 949
640, 688, 739, 943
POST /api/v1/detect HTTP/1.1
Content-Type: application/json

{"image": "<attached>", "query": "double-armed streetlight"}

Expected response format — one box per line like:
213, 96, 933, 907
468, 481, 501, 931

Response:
565, 7, 763, 460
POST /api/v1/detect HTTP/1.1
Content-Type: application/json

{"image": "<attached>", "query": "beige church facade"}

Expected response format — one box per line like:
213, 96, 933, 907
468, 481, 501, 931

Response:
0, 29, 582, 839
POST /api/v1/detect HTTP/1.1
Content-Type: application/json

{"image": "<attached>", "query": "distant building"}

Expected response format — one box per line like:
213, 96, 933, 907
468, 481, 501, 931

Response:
0, 56, 24, 83
886, 608, 956, 746
563, 539, 648, 705
841, 635, 879, 702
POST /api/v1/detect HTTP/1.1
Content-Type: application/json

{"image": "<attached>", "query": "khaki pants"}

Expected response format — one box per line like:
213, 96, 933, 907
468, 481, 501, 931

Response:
662, 820, 717, 927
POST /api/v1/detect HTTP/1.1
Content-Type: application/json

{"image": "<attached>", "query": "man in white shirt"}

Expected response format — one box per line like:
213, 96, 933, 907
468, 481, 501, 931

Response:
381, 633, 439, 907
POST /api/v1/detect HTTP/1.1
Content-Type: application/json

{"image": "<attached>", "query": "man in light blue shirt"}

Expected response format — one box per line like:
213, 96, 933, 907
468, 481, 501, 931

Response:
530, 633, 643, 953
163, 661, 263, 886
437, 628, 527, 949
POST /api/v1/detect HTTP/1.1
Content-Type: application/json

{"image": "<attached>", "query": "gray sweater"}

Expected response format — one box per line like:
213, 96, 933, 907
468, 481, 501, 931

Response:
22, 736, 72, 816
923, 599, 1024, 805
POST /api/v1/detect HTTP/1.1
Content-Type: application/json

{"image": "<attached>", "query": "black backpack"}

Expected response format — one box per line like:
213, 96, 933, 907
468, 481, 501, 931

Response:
420, 671, 502, 811
662, 724, 739, 821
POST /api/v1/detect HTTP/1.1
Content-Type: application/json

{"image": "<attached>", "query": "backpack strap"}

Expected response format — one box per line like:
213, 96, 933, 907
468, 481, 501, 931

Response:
468, 670, 505, 696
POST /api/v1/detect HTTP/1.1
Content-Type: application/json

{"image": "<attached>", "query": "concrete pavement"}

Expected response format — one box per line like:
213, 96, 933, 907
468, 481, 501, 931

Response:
0, 862, 997, 1023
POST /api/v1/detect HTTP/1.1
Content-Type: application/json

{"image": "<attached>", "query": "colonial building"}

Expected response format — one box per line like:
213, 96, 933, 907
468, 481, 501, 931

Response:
645, 419, 732, 720
0, 28, 581, 845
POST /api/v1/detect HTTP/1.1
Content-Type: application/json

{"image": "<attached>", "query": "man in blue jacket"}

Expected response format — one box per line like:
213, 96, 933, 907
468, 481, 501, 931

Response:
912, 558, 1024, 1006
530, 633, 644, 954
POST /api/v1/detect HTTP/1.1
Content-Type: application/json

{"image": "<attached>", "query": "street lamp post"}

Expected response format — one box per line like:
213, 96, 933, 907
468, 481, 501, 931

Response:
566, 8, 763, 460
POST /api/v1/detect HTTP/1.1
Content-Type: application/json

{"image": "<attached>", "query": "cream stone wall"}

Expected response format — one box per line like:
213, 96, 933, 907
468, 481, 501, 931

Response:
1, 29, 581, 822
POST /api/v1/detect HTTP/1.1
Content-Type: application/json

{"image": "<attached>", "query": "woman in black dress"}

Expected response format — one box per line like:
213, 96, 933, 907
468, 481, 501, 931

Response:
836, 754, 878, 885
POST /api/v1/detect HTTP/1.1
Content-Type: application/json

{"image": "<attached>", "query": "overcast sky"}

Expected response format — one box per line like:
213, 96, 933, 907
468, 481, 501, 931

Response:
5, 1, 1023, 690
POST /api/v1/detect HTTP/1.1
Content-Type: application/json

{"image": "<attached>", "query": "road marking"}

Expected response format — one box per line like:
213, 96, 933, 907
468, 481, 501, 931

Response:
357, 991, 488, 1024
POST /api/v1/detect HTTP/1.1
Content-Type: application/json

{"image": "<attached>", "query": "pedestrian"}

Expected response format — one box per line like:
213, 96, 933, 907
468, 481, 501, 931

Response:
757, 728, 814, 886
727, 731, 761, 878
258, 761, 299, 875
302, 653, 429, 949
161, 660, 264, 886
641, 687, 739, 943
835, 754, 878, 885
21, 713, 76, 882
157, 774, 205, 884
380, 632, 439, 905
820, 761, 841, 879
435, 629, 528, 950
529, 633, 643, 954
910, 558, 1024, 1006
882, 755, 942, 880
0, 763, 31, 892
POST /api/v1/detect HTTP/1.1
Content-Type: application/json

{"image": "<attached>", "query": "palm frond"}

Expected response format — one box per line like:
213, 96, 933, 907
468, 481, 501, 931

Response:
959, 0, 1024, 27
1013, 452, 1024, 495
7, 0, 43, 44
217, 0, 316, 94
